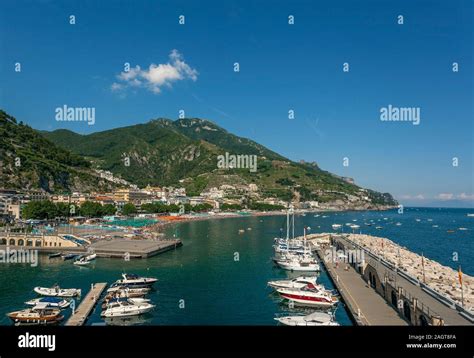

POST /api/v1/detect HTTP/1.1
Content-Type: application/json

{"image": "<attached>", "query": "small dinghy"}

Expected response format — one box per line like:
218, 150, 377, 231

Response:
34, 285, 81, 297
7, 304, 64, 325
25, 297, 70, 309
48, 252, 62, 259
275, 312, 339, 326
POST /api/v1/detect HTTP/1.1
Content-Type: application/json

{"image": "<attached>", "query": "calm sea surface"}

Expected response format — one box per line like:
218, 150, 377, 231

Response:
0, 207, 472, 325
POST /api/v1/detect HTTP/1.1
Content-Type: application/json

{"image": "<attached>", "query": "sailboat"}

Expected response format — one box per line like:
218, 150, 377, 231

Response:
274, 213, 320, 272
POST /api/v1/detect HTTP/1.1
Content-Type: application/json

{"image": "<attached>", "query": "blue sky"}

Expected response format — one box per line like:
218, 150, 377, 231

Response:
1, 0, 472, 207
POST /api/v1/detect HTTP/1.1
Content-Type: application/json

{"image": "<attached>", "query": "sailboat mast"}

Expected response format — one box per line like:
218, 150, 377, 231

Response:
286, 208, 290, 240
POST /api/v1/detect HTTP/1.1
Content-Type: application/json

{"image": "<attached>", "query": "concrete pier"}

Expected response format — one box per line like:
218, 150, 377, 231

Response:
65, 282, 107, 326
308, 233, 473, 325
315, 247, 408, 325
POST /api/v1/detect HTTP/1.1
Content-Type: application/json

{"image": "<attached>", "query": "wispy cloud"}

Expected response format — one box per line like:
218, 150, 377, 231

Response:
111, 50, 198, 95
436, 192, 474, 201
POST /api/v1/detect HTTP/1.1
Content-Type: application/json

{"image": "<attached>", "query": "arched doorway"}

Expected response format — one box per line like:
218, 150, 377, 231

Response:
9, 239, 15, 246
403, 301, 411, 321
26, 240, 33, 247
391, 291, 397, 307
0, 238, 6, 245
35, 240, 42, 247
419, 315, 429, 326
17, 239, 24, 246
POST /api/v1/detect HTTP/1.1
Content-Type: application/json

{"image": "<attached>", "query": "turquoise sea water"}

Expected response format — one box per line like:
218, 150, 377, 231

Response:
0, 207, 472, 325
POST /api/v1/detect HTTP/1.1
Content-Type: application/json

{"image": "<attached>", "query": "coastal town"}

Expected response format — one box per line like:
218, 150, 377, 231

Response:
0, 176, 393, 224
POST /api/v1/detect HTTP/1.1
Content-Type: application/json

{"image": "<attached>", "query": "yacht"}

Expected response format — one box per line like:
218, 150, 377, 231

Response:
25, 297, 70, 309
276, 285, 338, 308
106, 286, 150, 296
275, 255, 320, 272
34, 285, 81, 297
275, 311, 339, 326
101, 297, 151, 310
114, 273, 158, 287
268, 276, 320, 290
101, 299, 155, 318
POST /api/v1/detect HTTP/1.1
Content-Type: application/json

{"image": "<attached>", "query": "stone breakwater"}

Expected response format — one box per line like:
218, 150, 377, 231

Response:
346, 234, 473, 311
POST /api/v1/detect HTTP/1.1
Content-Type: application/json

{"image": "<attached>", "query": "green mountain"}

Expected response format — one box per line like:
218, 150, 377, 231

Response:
0, 110, 120, 193
41, 116, 397, 208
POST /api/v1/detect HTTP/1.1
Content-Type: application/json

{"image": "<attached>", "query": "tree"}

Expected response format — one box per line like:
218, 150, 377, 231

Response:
122, 203, 137, 216
21, 200, 57, 220
102, 204, 117, 215
79, 201, 103, 217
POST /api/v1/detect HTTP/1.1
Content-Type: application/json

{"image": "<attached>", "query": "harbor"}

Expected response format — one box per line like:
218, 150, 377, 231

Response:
0, 207, 472, 326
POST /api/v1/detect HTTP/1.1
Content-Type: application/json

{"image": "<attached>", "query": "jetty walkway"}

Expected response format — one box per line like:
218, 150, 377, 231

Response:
316, 248, 407, 325
65, 282, 107, 326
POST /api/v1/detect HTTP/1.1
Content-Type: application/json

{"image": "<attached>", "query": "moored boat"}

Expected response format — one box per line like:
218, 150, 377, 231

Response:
48, 252, 62, 259
101, 297, 151, 310
275, 311, 339, 326
275, 255, 320, 272
268, 276, 320, 290
114, 273, 158, 287
7, 304, 64, 325
73, 253, 97, 266
62, 253, 78, 261
106, 286, 150, 296
276, 285, 338, 308
101, 299, 155, 318
34, 285, 81, 297
25, 297, 70, 309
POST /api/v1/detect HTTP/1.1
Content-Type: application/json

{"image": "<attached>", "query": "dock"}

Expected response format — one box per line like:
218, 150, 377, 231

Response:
91, 238, 182, 258
309, 233, 474, 326
65, 282, 107, 326
316, 247, 408, 325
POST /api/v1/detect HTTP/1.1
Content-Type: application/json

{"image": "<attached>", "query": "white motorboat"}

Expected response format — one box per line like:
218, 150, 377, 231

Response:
34, 285, 81, 297
101, 299, 155, 318
102, 297, 151, 310
74, 253, 97, 266
25, 297, 70, 309
268, 276, 321, 290
114, 273, 158, 287
275, 311, 339, 326
106, 286, 150, 296
275, 255, 320, 272
331, 224, 342, 230
276, 285, 338, 308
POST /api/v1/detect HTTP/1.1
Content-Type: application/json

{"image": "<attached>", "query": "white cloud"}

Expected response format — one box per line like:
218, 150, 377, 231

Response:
437, 193, 454, 200
399, 194, 425, 200
111, 50, 198, 95
457, 193, 474, 200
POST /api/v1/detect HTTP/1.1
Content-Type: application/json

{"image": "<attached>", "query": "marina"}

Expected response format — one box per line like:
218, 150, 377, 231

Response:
0, 207, 472, 326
